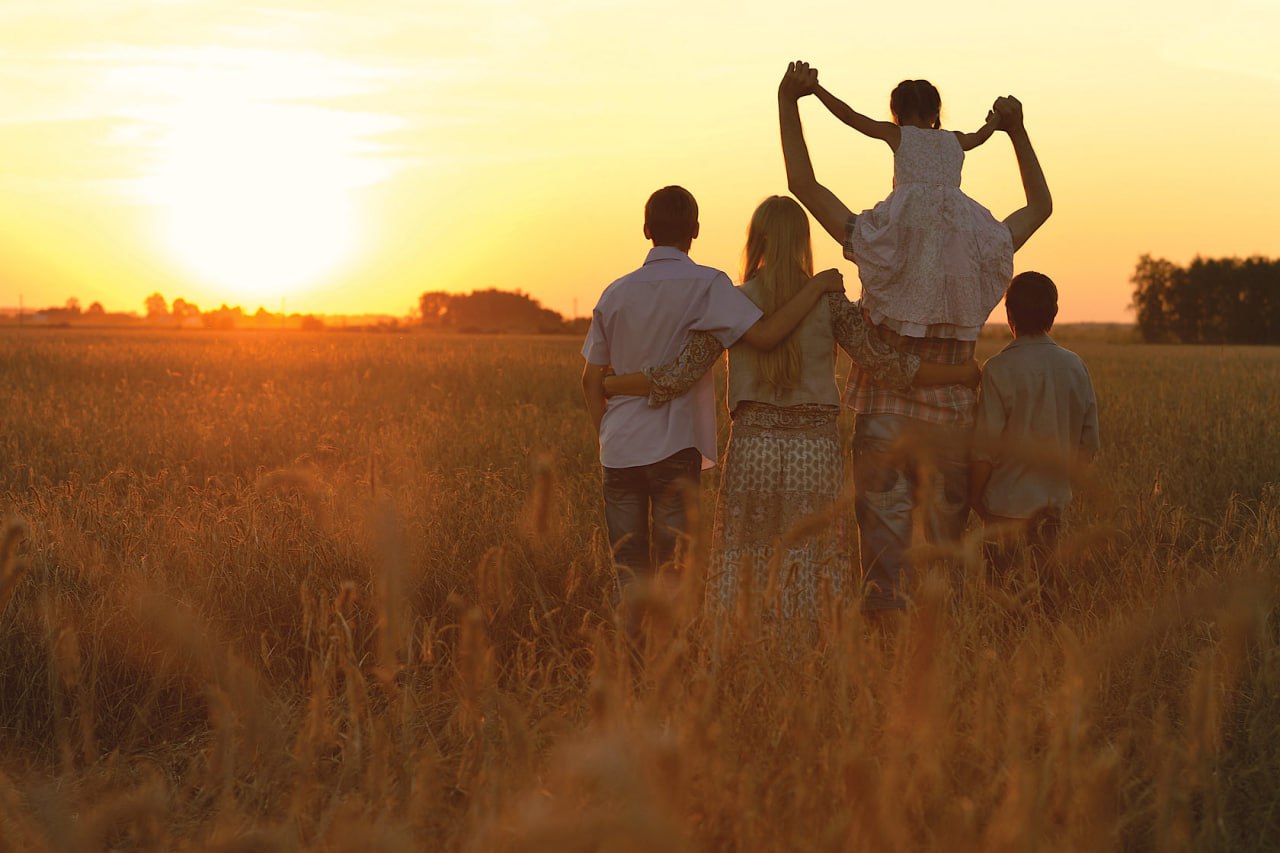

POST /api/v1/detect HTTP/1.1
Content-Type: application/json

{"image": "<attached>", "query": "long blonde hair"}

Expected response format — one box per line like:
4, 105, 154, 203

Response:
740, 196, 814, 392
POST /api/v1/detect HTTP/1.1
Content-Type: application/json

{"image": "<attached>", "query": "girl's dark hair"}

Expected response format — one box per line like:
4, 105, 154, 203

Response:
889, 80, 942, 129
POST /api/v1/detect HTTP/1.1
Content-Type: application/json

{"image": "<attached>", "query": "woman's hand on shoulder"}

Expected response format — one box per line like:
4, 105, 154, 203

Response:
810, 267, 845, 294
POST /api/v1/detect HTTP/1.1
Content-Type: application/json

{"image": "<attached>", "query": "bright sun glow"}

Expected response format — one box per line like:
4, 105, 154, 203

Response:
137, 57, 383, 304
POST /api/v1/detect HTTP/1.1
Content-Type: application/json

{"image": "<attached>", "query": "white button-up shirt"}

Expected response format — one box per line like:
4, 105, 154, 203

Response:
582, 247, 762, 469
972, 333, 1100, 518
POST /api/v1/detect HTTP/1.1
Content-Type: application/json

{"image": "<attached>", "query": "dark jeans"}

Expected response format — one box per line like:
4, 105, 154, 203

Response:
602, 447, 702, 593
852, 413, 972, 610
983, 504, 1064, 612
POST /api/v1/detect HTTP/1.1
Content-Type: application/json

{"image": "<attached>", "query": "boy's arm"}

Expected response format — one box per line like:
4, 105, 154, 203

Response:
828, 295, 981, 390
993, 96, 1053, 252
602, 369, 649, 398
1078, 375, 1101, 462
955, 112, 998, 151
815, 85, 900, 147
969, 461, 994, 521
581, 362, 608, 434
917, 358, 982, 387
779, 62, 857, 245
738, 268, 844, 351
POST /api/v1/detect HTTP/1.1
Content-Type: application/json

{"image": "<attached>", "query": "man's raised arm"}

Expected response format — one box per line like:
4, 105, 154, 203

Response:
778, 61, 855, 246
994, 96, 1053, 252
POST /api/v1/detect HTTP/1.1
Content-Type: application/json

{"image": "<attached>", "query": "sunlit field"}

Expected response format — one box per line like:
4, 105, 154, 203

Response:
0, 328, 1277, 850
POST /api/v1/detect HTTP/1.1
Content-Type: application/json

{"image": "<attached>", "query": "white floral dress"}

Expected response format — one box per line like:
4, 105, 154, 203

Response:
846, 125, 1014, 341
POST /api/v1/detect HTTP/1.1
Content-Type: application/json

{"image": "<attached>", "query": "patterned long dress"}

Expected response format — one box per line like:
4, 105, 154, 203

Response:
646, 293, 920, 630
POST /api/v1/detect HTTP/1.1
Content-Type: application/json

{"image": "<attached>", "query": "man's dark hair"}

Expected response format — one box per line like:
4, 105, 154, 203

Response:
644, 186, 698, 247
1005, 271, 1059, 334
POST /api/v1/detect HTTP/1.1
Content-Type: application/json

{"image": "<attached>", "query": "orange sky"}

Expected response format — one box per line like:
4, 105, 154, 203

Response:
1, 1, 1276, 322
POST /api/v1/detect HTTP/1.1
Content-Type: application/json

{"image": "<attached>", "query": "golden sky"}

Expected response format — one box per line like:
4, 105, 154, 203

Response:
1, 0, 1276, 322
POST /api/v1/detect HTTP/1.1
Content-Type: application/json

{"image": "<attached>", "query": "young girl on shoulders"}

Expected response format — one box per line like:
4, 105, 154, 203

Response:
816, 77, 1014, 341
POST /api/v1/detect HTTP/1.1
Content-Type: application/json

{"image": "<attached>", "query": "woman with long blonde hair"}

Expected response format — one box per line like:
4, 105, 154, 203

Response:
606, 195, 975, 631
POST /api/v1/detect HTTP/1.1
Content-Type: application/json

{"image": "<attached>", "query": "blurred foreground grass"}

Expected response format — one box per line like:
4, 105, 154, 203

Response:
0, 328, 1277, 850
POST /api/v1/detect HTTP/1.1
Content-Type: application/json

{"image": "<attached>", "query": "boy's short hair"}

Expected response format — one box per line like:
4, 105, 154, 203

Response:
1005, 271, 1059, 334
644, 186, 698, 246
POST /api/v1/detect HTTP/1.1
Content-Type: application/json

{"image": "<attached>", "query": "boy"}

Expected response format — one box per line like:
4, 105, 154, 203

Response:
581, 185, 841, 602
969, 271, 1100, 562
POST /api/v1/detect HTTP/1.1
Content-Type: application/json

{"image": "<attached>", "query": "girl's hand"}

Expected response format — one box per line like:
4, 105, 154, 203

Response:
992, 96, 1024, 131
779, 61, 818, 101
962, 358, 982, 388
601, 366, 618, 397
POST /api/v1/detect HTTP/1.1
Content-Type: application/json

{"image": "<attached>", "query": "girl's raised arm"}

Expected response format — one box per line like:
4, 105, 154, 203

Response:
815, 85, 900, 148
955, 111, 999, 151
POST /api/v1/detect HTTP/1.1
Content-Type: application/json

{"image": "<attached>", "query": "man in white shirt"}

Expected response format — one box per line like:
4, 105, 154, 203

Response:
581, 185, 842, 602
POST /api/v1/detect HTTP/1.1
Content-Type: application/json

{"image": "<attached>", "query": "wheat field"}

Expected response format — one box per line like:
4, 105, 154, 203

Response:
0, 328, 1277, 851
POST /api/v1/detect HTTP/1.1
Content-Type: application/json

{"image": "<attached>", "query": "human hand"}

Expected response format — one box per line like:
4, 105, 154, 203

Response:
991, 95, 1024, 132
602, 366, 617, 397
778, 61, 819, 101
961, 357, 982, 388
811, 267, 845, 294
971, 501, 992, 524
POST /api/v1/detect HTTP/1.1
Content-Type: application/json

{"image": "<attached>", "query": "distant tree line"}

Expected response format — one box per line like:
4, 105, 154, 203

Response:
419, 288, 587, 334
12, 288, 588, 335
1132, 255, 1280, 344
140, 293, 330, 330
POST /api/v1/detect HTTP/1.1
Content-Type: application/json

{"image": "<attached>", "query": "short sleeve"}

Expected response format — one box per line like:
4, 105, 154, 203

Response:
581, 308, 609, 365
970, 366, 1006, 463
691, 273, 762, 348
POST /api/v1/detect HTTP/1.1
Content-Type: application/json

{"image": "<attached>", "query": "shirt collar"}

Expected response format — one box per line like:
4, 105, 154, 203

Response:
1003, 332, 1056, 351
644, 246, 692, 265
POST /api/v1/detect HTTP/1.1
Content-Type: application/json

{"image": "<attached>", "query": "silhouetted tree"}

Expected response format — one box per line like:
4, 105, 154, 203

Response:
171, 298, 201, 327
418, 288, 568, 333
202, 304, 243, 330
1132, 255, 1280, 344
419, 291, 451, 327
145, 293, 169, 322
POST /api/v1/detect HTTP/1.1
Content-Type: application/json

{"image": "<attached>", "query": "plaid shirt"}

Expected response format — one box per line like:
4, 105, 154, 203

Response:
844, 218, 978, 426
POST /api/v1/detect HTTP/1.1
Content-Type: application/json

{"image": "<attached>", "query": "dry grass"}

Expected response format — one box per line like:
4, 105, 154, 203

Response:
0, 327, 1277, 851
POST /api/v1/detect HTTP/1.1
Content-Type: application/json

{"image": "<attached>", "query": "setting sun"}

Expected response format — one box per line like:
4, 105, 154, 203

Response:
129, 48, 391, 304
148, 103, 357, 303
0, 0, 1275, 320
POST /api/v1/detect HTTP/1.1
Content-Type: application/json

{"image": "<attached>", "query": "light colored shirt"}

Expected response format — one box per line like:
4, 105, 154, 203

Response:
728, 278, 840, 411
582, 246, 762, 469
972, 333, 1100, 518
